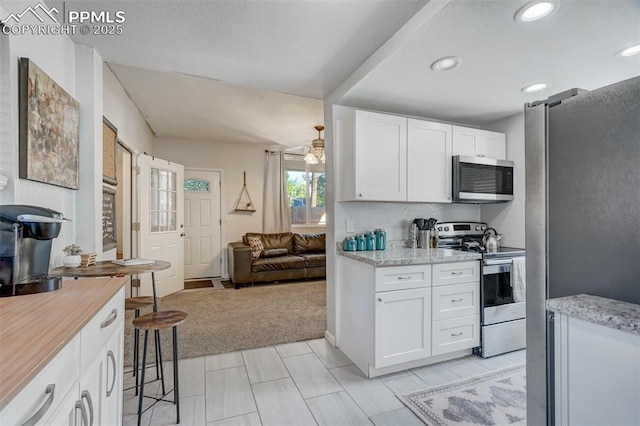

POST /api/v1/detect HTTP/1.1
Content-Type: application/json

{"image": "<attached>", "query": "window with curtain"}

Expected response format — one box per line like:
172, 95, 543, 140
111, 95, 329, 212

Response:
284, 155, 326, 226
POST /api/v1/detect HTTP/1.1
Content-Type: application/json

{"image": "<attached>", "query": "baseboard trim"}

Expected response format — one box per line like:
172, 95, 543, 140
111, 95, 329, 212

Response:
324, 330, 336, 347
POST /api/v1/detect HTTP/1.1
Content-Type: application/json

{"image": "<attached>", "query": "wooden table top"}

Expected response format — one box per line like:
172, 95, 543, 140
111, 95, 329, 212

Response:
0, 277, 127, 411
53, 260, 171, 277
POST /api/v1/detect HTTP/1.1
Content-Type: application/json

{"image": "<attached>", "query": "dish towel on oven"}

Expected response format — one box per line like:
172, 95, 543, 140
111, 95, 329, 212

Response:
511, 257, 526, 303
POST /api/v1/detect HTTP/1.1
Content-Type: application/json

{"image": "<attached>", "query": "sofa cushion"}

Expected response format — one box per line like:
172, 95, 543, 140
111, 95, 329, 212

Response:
245, 232, 293, 253
246, 236, 264, 259
252, 255, 305, 272
262, 248, 288, 258
293, 233, 326, 254
300, 253, 326, 268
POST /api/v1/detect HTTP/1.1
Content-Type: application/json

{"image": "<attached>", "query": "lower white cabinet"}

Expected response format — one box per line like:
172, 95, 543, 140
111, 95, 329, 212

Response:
554, 313, 640, 426
375, 287, 431, 368
337, 256, 481, 377
0, 288, 125, 425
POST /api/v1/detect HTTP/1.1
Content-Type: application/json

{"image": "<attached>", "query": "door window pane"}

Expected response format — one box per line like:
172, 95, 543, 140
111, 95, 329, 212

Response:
184, 179, 210, 192
150, 167, 177, 232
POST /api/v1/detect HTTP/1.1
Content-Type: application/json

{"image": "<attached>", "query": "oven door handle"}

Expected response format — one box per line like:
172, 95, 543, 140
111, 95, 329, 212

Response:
483, 263, 511, 275
483, 259, 513, 266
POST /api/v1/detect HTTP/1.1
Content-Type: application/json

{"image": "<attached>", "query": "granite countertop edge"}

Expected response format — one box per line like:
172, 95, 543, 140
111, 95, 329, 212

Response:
337, 247, 482, 266
547, 294, 640, 336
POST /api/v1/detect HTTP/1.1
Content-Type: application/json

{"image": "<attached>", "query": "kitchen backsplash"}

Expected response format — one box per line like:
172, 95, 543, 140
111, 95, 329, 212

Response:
336, 201, 481, 242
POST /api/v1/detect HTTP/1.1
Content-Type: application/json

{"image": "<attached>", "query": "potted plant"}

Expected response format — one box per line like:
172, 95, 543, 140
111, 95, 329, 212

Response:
63, 244, 82, 268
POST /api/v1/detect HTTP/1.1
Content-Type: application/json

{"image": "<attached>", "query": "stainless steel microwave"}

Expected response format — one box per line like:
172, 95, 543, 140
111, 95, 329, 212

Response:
452, 156, 514, 203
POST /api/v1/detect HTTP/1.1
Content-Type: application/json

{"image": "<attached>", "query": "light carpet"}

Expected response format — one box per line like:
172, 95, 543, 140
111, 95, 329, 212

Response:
123, 280, 326, 366
398, 364, 526, 425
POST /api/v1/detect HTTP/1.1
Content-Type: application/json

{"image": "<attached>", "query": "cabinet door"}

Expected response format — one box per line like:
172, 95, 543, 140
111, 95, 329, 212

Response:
477, 131, 506, 159
354, 110, 407, 201
452, 126, 478, 157
374, 288, 431, 368
407, 119, 452, 203
102, 326, 124, 426
47, 383, 80, 426
79, 354, 103, 426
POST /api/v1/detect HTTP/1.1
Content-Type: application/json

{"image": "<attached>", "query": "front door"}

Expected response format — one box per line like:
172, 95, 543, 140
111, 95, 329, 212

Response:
184, 169, 222, 279
138, 155, 184, 298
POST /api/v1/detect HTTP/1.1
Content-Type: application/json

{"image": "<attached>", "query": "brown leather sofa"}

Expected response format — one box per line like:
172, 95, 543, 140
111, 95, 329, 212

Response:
228, 232, 325, 289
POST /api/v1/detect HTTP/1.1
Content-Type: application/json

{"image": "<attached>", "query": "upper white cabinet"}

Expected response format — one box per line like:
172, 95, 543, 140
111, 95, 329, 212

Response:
337, 108, 456, 203
338, 111, 407, 201
407, 119, 453, 203
452, 126, 506, 159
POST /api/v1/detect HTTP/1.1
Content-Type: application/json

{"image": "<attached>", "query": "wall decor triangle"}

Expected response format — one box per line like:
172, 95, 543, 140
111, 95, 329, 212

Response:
234, 171, 256, 212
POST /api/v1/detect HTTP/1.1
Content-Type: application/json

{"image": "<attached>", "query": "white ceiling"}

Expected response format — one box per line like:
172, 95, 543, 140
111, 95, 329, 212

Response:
342, 0, 640, 125
60, 0, 640, 144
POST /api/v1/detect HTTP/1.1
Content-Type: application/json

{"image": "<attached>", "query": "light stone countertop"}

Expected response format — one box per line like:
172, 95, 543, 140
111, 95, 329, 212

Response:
547, 294, 640, 336
338, 247, 481, 266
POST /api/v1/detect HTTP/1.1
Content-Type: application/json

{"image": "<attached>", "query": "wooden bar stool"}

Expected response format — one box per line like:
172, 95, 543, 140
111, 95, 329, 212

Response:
125, 296, 163, 395
133, 310, 187, 426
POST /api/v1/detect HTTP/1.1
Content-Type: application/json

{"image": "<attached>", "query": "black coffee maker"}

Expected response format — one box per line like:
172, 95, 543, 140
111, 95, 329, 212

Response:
0, 205, 69, 297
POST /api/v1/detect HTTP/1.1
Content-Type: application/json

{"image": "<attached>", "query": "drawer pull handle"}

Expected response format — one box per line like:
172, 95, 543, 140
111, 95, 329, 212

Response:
451, 298, 464, 303
396, 276, 412, 280
100, 309, 118, 328
451, 332, 464, 337
106, 350, 117, 397
81, 390, 94, 426
450, 271, 463, 276
76, 399, 89, 426
22, 384, 55, 426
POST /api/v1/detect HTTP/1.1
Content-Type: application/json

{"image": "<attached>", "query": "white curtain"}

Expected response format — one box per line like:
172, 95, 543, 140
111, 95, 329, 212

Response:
262, 151, 291, 233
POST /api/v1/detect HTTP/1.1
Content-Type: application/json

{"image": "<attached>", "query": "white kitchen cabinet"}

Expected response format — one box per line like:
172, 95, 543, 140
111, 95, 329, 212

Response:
407, 119, 453, 203
375, 287, 432, 368
452, 126, 506, 159
553, 313, 640, 426
336, 109, 407, 201
431, 261, 480, 356
0, 288, 125, 426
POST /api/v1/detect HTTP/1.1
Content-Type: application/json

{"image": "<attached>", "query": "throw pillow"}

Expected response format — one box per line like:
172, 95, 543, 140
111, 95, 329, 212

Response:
246, 236, 264, 259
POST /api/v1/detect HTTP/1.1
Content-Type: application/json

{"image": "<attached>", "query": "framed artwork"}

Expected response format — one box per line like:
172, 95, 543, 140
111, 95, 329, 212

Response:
102, 186, 117, 251
102, 117, 118, 185
18, 58, 80, 190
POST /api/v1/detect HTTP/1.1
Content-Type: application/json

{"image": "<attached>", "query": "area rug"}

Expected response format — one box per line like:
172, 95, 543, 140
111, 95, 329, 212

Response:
398, 364, 526, 425
123, 280, 326, 366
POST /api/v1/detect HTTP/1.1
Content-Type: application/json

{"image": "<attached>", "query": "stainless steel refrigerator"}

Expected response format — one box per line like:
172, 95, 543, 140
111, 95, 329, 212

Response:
524, 76, 640, 425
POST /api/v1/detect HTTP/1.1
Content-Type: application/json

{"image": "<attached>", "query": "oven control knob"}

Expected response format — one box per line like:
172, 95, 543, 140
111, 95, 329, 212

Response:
438, 227, 442, 231
444, 226, 450, 231
481, 225, 486, 230
475, 226, 481, 231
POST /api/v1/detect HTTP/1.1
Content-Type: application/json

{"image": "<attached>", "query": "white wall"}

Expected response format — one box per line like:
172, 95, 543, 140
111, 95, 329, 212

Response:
0, 2, 78, 265
103, 65, 154, 156
481, 112, 526, 248
153, 137, 268, 248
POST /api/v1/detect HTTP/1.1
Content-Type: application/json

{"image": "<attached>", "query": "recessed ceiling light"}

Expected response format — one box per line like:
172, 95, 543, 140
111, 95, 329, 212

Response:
431, 56, 462, 72
515, 1, 559, 23
618, 43, 640, 57
522, 82, 549, 93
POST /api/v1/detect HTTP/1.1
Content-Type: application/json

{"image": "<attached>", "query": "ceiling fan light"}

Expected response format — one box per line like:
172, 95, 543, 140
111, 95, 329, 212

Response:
305, 150, 319, 164
522, 82, 549, 93
618, 43, 640, 57
431, 56, 462, 72
515, 1, 558, 23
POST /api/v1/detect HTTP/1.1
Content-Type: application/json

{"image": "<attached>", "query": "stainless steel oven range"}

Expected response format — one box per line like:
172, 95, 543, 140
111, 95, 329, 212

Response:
436, 221, 526, 358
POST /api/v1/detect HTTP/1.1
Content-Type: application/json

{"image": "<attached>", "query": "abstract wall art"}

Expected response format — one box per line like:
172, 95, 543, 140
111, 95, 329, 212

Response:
18, 58, 80, 189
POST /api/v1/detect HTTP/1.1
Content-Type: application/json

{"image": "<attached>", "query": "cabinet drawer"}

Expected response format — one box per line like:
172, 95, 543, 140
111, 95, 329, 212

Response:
0, 335, 80, 425
432, 261, 479, 286
432, 315, 480, 356
80, 287, 125, 373
432, 282, 479, 321
375, 264, 431, 292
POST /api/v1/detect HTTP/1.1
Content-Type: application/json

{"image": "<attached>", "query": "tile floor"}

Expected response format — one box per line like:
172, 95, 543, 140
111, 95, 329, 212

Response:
123, 339, 526, 426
